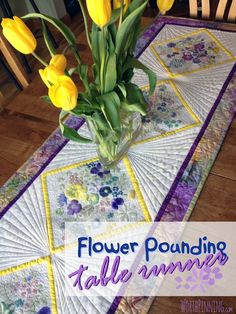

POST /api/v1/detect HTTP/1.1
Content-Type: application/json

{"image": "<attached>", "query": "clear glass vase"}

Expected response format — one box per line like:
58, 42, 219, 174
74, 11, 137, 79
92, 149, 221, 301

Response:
87, 111, 142, 169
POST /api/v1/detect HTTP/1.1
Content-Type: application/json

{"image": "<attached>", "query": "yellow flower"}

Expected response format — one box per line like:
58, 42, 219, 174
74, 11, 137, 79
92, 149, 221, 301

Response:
113, 0, 130, 13
156, 0, 175, 14
49, 75, 78, 111
65, 184, 88, 202
49, 54, 67, 72
39, 65, 64, 88
86, 0, 112, 28
1, 16, 37, 54
39, 55, 67, 88
128, 190, 136, 200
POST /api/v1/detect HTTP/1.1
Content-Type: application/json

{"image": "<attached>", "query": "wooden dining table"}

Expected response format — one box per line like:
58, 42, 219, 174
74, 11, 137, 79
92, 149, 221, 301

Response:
0, 13, 236, 314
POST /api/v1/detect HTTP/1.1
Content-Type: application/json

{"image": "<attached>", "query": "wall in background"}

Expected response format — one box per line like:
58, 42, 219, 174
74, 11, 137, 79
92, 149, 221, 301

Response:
1, 0, 66, 18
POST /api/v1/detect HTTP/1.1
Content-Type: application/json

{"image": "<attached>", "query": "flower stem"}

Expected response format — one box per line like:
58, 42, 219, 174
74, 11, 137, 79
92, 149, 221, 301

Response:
32, 52, 48, 67
118, 0, 124, 29
100, 27, 106, 94
77, 0, 92, 49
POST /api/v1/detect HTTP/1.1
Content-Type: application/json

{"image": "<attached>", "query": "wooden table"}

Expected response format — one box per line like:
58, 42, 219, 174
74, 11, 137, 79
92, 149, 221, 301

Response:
0, 15, 235, 314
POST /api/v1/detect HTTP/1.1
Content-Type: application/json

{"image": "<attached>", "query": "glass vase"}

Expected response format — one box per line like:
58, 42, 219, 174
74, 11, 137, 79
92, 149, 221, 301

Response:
87, 111, 142, 169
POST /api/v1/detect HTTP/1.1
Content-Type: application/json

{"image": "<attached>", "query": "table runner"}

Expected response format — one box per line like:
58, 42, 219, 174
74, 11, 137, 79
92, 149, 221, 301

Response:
0, 16, 236, 314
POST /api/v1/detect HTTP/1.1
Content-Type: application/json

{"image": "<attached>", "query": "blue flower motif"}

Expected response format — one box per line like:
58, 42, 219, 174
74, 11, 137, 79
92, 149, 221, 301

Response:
107, 212, 114, 219
37, 307, 51, 314
15, 299, 24, 308
99, 186, 112, 197
26, 275, 32, 282
58, 193, 67, 206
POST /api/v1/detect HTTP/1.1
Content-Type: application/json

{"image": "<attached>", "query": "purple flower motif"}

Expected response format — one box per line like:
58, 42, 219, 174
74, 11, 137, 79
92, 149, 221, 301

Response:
167, 42, 176, 48
193, 58, 201, 64
67, 200, 82, 215
182, 53, 193, 61
37, 307, 51, 314
90, 162, 110, 178
112, 197, 124, 210
175, 266, 223, 292
115, 198, 124, 206
58, 193, 67, 206
112, 200, 119, 210
90, 162, 102, 174
194, 43, 205, 51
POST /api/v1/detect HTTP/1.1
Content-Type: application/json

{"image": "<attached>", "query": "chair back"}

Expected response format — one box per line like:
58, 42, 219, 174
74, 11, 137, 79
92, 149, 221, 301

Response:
189, 0, 236, 22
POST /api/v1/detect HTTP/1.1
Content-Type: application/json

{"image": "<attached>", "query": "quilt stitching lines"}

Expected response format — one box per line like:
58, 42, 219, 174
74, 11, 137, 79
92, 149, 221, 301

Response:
136, 80, 201, 146
150, 29, 235, 78
0, 256, 58, 314
0, 157, 151, 314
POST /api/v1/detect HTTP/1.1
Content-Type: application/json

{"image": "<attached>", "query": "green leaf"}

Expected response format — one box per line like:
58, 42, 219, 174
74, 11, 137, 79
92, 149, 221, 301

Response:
41, 95, 52, 104
125, 0, 146, 18
122, 83, 148, 116
123, 57, 157, 95
98, 92, 121, 133
91, 23, 100, 64
117, 83, 127, 98
92, 112, 110, 133
59, 110, 91, 143
60, 121, 92, 143
123, 68, 134, 83
71, 94, 100, 115
104, 52, 117, 93
108, 24, 117, 44
107, 8, 121, 26
115, 1, 147, 58
22, 13, 77, 45
41, 20, 55, 56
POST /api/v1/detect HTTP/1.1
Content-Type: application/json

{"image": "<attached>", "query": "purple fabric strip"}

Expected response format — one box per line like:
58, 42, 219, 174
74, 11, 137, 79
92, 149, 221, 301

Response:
158, 17, 236, 33
155, 62, 236, 222
0, 119, 85, 220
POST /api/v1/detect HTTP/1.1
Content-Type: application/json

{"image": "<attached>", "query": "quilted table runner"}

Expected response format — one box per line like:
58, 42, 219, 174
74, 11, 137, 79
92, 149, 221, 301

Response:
0, 16, 236, 314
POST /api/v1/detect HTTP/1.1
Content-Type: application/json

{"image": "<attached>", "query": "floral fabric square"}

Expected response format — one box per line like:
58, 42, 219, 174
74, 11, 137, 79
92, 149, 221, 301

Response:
42, 159, 146, 249
0, 263, 51, 314
151, 29, 234, 77
137, 81, 200, 143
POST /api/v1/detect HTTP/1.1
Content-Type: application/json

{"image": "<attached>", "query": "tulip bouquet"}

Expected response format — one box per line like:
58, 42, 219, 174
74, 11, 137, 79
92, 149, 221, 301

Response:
1, 0, 157, 168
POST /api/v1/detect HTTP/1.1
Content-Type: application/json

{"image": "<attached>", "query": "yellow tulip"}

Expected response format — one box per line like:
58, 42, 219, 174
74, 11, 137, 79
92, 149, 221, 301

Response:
156, 0, 175, 14
86, 0, 112, 28
39, 55, 67, 88
1, 16, 37, 54
49, 54, 67, 72
113, 0, 130, 13
49, 76, 78, 111
39, 65, 64, 88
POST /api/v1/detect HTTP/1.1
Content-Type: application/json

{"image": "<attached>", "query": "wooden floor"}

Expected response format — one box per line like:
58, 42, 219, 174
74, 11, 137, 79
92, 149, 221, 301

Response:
0, 9, 235, 314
